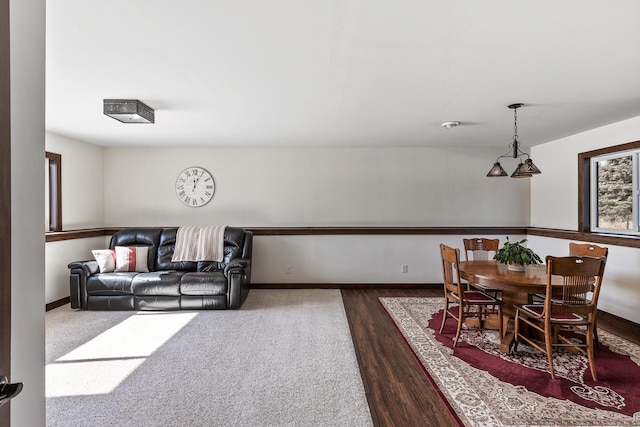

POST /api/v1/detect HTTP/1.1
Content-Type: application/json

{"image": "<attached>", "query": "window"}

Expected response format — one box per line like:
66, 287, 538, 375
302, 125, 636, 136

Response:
591, 151, 637, 233
46, 151, 62, 232
579, 140, 640, 236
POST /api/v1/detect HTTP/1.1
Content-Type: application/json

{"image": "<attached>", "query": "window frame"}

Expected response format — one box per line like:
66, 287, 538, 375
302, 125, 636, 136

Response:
579, 140, 640, 235
589, 150, 638, 235
45, 151, 62, 232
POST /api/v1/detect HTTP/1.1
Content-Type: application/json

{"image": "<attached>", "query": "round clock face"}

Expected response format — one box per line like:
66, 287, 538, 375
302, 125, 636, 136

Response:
175, 167, 215, 207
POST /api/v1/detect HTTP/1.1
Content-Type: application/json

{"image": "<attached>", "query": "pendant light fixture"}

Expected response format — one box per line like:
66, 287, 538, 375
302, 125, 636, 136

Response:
487, 103, 541, 178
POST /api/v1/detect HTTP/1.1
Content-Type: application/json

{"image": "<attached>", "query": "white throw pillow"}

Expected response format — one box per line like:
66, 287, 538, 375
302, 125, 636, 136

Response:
92, 249, 116, 273
115, 246, 149, 273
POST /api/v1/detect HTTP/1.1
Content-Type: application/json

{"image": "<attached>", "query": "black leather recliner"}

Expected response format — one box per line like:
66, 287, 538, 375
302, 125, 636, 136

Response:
68, 227, 252, 310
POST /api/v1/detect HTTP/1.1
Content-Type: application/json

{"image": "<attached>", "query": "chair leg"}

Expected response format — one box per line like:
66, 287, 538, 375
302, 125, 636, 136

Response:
513, 311, 520, 351
497, 306, 504, 340
586, 326, 598, 381
593, 319, 600, 349
439, 299, 450, 334
453, 305, 464, 347
545, 325, 556, 380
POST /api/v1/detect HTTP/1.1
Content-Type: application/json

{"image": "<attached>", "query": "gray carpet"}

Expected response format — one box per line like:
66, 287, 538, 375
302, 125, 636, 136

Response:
46, 289, 373, 427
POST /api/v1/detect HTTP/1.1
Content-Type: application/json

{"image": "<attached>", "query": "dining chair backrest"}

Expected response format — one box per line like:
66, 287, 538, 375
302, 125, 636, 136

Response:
463, 238, 500, 262
569, 242, 608, 258
440, 244, 464, 296
544, 255, 607, 315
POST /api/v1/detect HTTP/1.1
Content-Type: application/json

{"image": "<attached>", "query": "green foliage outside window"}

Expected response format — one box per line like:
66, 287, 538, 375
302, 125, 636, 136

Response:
596, 155, 633, 230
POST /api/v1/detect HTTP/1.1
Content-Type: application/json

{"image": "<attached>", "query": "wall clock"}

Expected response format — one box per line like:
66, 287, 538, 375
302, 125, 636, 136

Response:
175, 166, 215, 207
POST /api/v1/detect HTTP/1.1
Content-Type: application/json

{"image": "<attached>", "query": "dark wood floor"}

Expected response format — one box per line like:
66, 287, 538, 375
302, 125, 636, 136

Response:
342, 288, 458, 427
341, 287, 640, 427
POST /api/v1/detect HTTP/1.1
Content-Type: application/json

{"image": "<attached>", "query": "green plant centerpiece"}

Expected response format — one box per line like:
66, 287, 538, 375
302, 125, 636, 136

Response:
493, 237, 542, 271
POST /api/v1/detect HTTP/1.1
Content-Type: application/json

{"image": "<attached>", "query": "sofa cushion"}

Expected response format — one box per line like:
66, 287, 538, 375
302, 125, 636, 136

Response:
86, 273, 136, 295
180, 272, 227, 295
181, 295, 227, 309
131, 271, 183, 296
221, 227, 246, 265
192, 227, 246, 271
135, 296, 181, 311
110, 228, 163, 271
158, 227, 245, 271
156, 228, 198, 271
115, 246, 150, 272
197, 261, 219, 272
87, 295, 135, 310
92, 249, 116, 273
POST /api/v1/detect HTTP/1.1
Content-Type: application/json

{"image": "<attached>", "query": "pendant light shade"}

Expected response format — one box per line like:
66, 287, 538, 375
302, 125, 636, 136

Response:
511, 163, 533, 178
486, 162, 508, 177
521, 158, 541, 174
487, 103, 541, 178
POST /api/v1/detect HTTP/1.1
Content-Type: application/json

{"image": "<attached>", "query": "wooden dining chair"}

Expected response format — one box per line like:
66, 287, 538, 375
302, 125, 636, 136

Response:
569, 242, 608, 259
569, 243, 608, 348
514, 255, 607, 380
534, 242, 608, 347
463, 238, 501, 294
439, 243, 503, 347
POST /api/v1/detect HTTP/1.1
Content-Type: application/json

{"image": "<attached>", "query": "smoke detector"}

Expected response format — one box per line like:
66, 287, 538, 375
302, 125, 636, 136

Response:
441, 121, 460, 129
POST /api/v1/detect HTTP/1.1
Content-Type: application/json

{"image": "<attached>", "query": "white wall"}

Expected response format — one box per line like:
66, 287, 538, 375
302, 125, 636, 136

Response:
45, 237, 108, 303
100, 146, 530, 283
46, 132, 104, 229
253, 234, 527, 284
44, 134, 105, 304
531, 115, 640, 230
11, 0, 46, 425
530, 115, 640, 324
103, 146, 530, 227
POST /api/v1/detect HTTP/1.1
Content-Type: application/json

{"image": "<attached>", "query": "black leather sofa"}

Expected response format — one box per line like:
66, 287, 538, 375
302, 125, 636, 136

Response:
68, 227, 252, 310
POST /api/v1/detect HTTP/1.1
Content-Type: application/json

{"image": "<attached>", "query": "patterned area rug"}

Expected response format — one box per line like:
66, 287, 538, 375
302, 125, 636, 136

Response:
379, 297, 640, 427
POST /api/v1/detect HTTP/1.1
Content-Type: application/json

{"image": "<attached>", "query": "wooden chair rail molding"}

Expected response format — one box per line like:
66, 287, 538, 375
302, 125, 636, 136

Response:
45, 226, 640, 248
46, 226, 527, 242
527, 227, 640, 249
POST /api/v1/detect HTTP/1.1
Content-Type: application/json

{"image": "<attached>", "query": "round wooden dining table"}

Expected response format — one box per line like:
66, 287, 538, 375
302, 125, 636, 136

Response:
458, 260, 558, 353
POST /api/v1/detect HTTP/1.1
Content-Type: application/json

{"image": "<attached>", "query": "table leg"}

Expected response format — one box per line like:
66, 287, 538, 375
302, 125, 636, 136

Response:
499, 290, 529, 353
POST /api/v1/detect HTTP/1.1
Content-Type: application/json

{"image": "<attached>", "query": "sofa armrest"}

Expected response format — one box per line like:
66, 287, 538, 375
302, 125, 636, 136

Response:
68, 260, 100, 276
225, 258, 251, 309
223, 258, 250, 277
68, 260, 99, 309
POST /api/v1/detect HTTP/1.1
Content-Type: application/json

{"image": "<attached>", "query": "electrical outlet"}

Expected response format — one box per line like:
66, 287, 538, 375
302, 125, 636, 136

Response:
285, 265, 292, 274
401, 264, 409, 273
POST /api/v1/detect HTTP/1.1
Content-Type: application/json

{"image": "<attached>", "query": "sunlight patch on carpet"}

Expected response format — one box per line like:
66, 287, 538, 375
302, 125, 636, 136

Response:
47, 311, 197, 397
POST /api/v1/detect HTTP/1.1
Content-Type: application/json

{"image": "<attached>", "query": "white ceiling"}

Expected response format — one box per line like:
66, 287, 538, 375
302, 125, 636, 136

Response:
46, 1, 640, 149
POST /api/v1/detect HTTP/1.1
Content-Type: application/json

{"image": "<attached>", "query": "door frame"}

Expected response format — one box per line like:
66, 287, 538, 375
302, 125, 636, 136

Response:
1, 0, 12, 424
